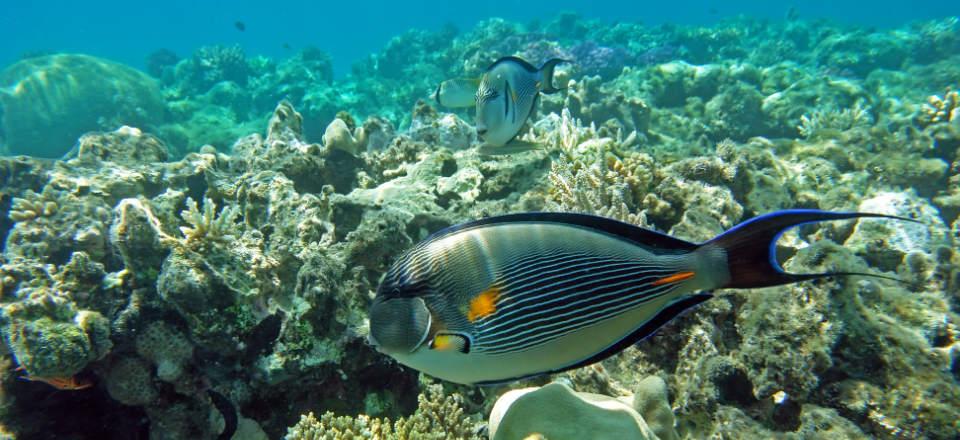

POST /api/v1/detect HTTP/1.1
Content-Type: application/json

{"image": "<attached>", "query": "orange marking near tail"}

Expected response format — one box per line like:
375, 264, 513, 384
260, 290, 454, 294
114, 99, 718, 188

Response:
650, 271, 696, 286
467, 285, 502, 322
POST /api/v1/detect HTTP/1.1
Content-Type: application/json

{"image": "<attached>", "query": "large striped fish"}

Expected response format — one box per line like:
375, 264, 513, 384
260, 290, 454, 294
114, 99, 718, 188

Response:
368, 210, 908, 385
474, 56, 565, 155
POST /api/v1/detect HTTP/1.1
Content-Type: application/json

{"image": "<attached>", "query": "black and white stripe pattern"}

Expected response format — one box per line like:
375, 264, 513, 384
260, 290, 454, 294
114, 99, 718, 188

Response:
470, 249, 684, 355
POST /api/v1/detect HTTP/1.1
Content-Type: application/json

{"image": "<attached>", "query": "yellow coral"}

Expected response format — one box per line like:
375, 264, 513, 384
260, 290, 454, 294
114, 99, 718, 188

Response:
919, 87, 959, 126
284, 385, 482, 440
8, 192, 58, 222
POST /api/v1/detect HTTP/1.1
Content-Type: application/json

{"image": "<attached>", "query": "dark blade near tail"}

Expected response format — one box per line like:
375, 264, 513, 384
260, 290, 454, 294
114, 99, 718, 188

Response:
538, 58, 568, 94
706, 209, 917, 288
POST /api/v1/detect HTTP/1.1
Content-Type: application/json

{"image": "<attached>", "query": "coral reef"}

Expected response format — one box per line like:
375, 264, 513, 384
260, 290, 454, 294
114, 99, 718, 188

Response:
0, 12, 959, 440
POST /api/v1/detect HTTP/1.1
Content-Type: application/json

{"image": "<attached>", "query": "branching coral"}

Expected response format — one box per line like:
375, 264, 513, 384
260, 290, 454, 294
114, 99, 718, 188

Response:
284, 385, 482, 440
918, 87, 959, 126
797, 102, 873, 139
542, 106, 662, 226
178, 197, 240, 249
548, 154, 650, 225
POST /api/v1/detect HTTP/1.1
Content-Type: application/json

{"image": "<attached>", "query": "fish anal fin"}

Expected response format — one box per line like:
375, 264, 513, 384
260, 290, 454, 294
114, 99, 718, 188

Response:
476, 140, 541, 156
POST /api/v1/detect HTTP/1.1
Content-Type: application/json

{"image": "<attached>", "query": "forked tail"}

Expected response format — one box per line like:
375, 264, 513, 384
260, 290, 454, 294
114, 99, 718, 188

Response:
538, 58, 568, 94
705, 209, 916, 288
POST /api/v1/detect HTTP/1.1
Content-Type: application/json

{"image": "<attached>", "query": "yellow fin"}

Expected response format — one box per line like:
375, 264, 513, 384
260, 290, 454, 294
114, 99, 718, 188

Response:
430, 332, 470, 353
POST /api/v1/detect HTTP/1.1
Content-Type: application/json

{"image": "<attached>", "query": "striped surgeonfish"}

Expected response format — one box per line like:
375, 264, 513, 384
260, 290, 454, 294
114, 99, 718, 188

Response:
474, 56, 566, 155
368, 210, 911, 386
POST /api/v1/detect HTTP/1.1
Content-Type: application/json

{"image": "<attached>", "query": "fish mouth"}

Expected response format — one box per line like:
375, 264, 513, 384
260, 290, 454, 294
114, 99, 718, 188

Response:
476, 128, 488, 138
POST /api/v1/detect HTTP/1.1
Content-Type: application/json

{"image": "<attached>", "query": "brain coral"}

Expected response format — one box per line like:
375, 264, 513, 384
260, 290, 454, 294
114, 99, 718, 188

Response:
0, 54, 165, 158
135, 321, 194, 382
106, 356, 159, 406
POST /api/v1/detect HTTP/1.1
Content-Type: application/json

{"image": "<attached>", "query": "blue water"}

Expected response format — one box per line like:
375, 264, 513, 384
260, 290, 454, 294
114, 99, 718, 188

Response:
1, 0, 956, 77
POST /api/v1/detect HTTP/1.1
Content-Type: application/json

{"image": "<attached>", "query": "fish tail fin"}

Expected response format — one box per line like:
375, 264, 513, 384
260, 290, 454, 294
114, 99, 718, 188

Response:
705, 209, 916, 289
538, 59, 569, 94
431, 83, 442, 105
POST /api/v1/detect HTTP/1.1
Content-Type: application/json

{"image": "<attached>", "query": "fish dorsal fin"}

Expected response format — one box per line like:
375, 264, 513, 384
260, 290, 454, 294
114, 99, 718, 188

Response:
423, 212, 698, 253
486, 56, 540, 73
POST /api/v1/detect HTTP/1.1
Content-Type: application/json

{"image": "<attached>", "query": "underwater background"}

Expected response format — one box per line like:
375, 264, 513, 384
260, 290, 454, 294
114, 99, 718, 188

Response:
1, 1, 959, 439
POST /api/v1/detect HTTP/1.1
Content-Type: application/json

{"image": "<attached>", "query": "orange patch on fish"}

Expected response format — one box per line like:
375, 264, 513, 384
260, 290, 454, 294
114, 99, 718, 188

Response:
650, 271, 696, 286
467, 285, 502, 322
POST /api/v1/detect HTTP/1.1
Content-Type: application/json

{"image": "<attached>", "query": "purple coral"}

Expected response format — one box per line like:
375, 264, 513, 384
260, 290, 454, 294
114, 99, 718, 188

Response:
637, 44, 680, 66
570, 41, 630, 79
520, 40, 574, 67
492, 33, 551, 57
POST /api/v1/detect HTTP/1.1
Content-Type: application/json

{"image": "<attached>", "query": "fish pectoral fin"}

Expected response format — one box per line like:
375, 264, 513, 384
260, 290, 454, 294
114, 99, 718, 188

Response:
650, 271, 696, 286
429, 332, 471, 354
476, 140, 541, 156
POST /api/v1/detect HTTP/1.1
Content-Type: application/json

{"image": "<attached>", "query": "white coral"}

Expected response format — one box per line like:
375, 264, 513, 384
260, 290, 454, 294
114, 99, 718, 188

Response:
178, 197, 239, 246
797, 102, 873, 139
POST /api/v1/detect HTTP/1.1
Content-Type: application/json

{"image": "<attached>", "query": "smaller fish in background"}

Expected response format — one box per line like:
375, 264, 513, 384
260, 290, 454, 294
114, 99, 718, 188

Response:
474, 56, 567, 155
282, 42, 292, 50
234, 21, 246, 32
433, 78, 481, 108
786, 7, 800, 22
